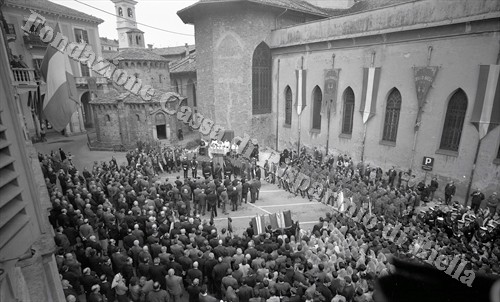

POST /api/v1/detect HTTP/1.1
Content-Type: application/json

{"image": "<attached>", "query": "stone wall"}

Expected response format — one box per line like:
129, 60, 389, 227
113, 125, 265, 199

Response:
119, 62, 170, 91
194, 3, 286, 146
272, 20, 500, 198
92, 100, 184, 148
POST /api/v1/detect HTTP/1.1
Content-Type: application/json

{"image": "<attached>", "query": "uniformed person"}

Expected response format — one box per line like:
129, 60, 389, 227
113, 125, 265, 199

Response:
191, 157, 198, 178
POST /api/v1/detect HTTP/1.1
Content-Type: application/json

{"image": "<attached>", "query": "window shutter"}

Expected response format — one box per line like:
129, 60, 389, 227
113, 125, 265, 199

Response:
82, 30, 89, 44
0, 109, 31, 255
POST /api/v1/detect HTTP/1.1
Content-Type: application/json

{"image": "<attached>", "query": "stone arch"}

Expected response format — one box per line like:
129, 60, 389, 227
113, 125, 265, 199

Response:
80, 91, 93, 128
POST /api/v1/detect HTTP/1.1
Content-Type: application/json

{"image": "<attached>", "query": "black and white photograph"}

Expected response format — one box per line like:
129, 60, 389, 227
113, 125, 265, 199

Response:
0, 0, 499, 301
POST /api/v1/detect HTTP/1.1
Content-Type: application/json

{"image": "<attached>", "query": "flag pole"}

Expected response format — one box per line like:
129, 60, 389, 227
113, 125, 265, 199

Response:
360, 51, 376, 162
326, 54, 335, 155
410, 46, 434, 171
466, 54, 500, 206
465, 138, 482, 207
297, 56, 304, 155
276, 59, 280, 151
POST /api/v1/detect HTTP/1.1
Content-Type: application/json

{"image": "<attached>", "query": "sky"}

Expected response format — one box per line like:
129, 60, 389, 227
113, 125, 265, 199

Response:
51, 0, 197, 47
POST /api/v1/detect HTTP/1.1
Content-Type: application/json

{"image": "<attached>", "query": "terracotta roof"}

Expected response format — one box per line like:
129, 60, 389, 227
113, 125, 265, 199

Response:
100, 37, 119, 46
178, 0, 331, 24
111, 48, 169, 61
90, 88, 184, 104
169, 52, 196, 74
102, 51, 120, 61
5, 0, 103, 24
152, 45, 195, 57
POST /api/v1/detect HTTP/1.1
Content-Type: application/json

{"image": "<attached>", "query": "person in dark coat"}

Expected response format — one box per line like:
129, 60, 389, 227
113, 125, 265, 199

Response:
444, 181, 456, 205
429, 177, 439, 201
212, 257, 230, 299
238, 279, 254, 302
147, 282, 170, 302
199, 285, 218, 302
187, 278, 202, 302
471, 188, 485, 213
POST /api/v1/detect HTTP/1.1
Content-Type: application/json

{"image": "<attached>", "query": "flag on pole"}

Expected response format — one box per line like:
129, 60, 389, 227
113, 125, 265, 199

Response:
276, 212, 286, 229
360, 67, 382, 124
322, 69, 340, 115
252, 215, 266, 235
282, 210, 293, 228
295, 69, 307, 115
269, 213, 279, 230
413, 66, 439, 131
40, 23, 78, 131
471, 65, 500, 140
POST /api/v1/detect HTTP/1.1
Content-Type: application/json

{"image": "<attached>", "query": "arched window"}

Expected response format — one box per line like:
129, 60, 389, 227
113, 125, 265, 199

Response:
341, 87, 355, 135
136, 114, 140, 122
105, 114, 111, 122
312, 86, 322, 130
284, 86, 292, 126
440, 89, 468, 151
127, 8, 133, 17
382, 88, 402, 142
136, 36, 140, 45
118, 7, 123, 16
252, 42, 272, 114
159, 74, 162, 83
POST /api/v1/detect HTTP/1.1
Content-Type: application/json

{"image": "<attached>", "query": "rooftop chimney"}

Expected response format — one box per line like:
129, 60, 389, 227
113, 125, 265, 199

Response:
185, 43, 189, 57
147, 44, 153, 50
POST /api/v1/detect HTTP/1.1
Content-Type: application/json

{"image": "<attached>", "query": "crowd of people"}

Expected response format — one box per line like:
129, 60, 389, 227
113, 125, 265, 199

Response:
41, 141, 500, 302
268, 147, 500, 287
42, 141, 277, 302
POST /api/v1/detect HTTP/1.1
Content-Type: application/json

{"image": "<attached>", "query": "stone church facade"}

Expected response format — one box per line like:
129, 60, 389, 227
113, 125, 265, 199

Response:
178, 0, 500, 197
91, 90, 184, 148
90, 0, 192, 148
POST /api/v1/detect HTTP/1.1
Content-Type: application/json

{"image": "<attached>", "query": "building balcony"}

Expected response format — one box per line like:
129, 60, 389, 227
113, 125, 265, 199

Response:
11, 68, 37, 88
23, 33, 47, 49
75, 76, 108, 88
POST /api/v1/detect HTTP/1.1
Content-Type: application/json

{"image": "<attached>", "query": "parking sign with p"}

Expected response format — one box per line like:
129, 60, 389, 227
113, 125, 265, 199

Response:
422, 156, 434, 171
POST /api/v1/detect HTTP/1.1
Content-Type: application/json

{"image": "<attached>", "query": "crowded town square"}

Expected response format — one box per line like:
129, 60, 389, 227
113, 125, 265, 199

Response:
1, 0, 500, 301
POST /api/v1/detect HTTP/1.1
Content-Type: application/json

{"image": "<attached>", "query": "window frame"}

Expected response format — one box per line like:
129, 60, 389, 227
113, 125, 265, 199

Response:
438, 89, 468, 153
381, 88, 402, 143
311, 86, 322, 131
252, 42, 272, 115
73, 27, 89, 44
341, 87, 355, 135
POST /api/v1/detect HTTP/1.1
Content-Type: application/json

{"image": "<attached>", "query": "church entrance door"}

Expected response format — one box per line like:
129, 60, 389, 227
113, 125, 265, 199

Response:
156, 125, 166, 139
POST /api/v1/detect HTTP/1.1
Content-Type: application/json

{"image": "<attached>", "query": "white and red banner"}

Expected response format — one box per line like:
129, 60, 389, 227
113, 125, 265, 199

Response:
472, 65, 500, 140
40, 23, 78, 131
295, 69, 307, 115
360, 67, 381, 124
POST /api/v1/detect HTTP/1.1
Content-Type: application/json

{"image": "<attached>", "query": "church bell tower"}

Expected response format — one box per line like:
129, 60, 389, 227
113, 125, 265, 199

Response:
111, 0, 145, 49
